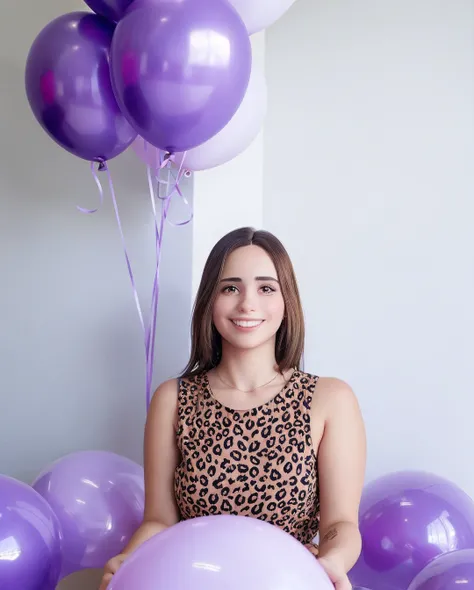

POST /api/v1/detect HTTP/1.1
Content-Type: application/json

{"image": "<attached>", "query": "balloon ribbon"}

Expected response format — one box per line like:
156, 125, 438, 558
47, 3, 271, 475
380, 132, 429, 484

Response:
78, 151, 192, 411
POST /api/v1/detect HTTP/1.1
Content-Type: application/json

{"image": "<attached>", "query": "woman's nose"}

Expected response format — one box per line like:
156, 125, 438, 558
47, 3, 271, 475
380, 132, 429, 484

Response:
238, 292, 257, 313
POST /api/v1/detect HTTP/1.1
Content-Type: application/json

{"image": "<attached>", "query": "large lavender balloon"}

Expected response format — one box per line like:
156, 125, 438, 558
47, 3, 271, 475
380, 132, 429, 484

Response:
349, 471, 474, 590
32, 450, 144, 579
110, 0, 252, 153
108, 514, 333, 590
25, 12, 137, 163
0, 474, 62, 590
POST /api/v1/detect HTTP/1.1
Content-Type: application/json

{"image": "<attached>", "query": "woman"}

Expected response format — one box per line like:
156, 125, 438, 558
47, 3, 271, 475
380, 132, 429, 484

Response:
99, 227, 366, 590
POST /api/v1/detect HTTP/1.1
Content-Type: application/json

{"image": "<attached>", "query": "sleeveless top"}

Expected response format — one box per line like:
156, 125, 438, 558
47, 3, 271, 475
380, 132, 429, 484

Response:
174, 369, 320, 545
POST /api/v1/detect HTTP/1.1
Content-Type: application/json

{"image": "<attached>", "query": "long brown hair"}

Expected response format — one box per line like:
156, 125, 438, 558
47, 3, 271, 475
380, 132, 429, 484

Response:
181, 227, 305, 377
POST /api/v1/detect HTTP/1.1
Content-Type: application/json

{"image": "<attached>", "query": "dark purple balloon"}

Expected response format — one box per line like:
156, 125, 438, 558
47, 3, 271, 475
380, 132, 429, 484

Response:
110, 0, 252, 152
32, 450, 144, 579
408, 549, 474, 590
349, 471, 474, 590
0, 475, 62, 590
84, 0, 135, 22
25, 12, 137, 163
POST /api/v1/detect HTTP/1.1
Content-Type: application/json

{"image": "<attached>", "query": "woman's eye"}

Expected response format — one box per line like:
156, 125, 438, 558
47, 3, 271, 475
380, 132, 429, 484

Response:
260, 285, 276, 294
223, 285, 238, 293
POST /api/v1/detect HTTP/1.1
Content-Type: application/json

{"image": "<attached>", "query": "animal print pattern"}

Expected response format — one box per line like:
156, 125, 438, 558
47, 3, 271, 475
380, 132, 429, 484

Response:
174, 370, 320, 545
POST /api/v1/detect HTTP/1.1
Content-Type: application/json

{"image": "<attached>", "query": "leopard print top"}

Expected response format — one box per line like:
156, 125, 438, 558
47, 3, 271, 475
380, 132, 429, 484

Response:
174, 369, 320, 544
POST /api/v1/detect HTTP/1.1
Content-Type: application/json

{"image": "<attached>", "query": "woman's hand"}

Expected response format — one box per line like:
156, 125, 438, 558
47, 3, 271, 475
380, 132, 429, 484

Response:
98, 553, 128, 590
305, 544, 352, 590
318, 552, 352, 590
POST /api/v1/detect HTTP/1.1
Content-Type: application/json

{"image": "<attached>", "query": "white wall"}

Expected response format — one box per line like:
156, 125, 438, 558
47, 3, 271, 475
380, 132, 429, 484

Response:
264, 0, 474, 496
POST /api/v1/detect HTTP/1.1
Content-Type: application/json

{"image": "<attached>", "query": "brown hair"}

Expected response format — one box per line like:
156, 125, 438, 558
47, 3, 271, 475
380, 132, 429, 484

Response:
181, 227, 305, 377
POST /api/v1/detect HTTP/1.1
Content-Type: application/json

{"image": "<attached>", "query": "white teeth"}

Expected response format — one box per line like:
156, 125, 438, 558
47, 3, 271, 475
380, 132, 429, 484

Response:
232, 320, 263, 328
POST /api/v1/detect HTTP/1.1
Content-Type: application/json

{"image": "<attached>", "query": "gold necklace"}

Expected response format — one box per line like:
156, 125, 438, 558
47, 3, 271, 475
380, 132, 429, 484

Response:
215, 370, 280, 393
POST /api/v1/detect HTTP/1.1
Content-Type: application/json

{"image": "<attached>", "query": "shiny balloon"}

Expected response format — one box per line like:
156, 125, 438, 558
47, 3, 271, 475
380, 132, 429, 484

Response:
349, 471, 474, 590
108, 514, 333, 590
408, 549, 474, 590
110, 0, 252, 152
25, 12, 137, 163
228, 0, 297, 35
83, 0, 134, 22
0, 474, 62, 590
32, 450, 144, 579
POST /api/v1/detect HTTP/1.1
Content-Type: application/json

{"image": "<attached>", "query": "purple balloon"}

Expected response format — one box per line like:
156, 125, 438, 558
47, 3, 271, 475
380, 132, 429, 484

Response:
108, 514, 333, 590
25, 12, 137, 163
110, 0, 252, 152
0, 474, 62, 590
408, 549, 474, 590
31, 450, 144, 579
349, 471, 474, 590
83, 0, 134, 22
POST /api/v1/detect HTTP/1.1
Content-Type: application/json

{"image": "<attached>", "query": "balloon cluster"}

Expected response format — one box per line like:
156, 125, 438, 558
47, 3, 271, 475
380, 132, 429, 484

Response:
0, 451, 144, 590
25, 0, 296, 172
349, 470, 474, 590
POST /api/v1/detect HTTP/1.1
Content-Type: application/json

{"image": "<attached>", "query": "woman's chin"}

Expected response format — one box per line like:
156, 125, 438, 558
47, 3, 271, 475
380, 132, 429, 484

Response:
220, 331, 277, 352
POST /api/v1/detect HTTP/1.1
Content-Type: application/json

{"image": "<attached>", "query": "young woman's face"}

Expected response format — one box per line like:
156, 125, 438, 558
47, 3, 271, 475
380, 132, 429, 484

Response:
212, 245, 285, 352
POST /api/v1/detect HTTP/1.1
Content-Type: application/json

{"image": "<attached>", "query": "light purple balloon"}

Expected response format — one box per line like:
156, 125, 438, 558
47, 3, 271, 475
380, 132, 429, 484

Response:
408, 549, 474, 590
349, 471, 474, 590
31, 450, 144, 579
25, 12, 137, 163
108, 514, 333, 590
83, 0, 134, 22
110, 0, 252, 152
0, 474, 62, 590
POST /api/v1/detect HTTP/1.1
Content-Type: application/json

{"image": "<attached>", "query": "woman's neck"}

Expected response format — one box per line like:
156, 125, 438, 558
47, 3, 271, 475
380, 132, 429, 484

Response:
216, 340, 280, 392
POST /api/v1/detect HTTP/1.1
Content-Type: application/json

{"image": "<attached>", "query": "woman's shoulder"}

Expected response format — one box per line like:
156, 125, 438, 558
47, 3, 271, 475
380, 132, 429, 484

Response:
150, 378, 180, 408
294, 370, 354, 391
311, 375, 362, 417
314, 375, 354, 395
146, 379, 181, 431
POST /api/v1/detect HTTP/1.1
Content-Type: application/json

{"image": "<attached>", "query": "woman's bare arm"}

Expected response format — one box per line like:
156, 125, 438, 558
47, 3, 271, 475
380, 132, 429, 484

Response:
316, 377, 366, 572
